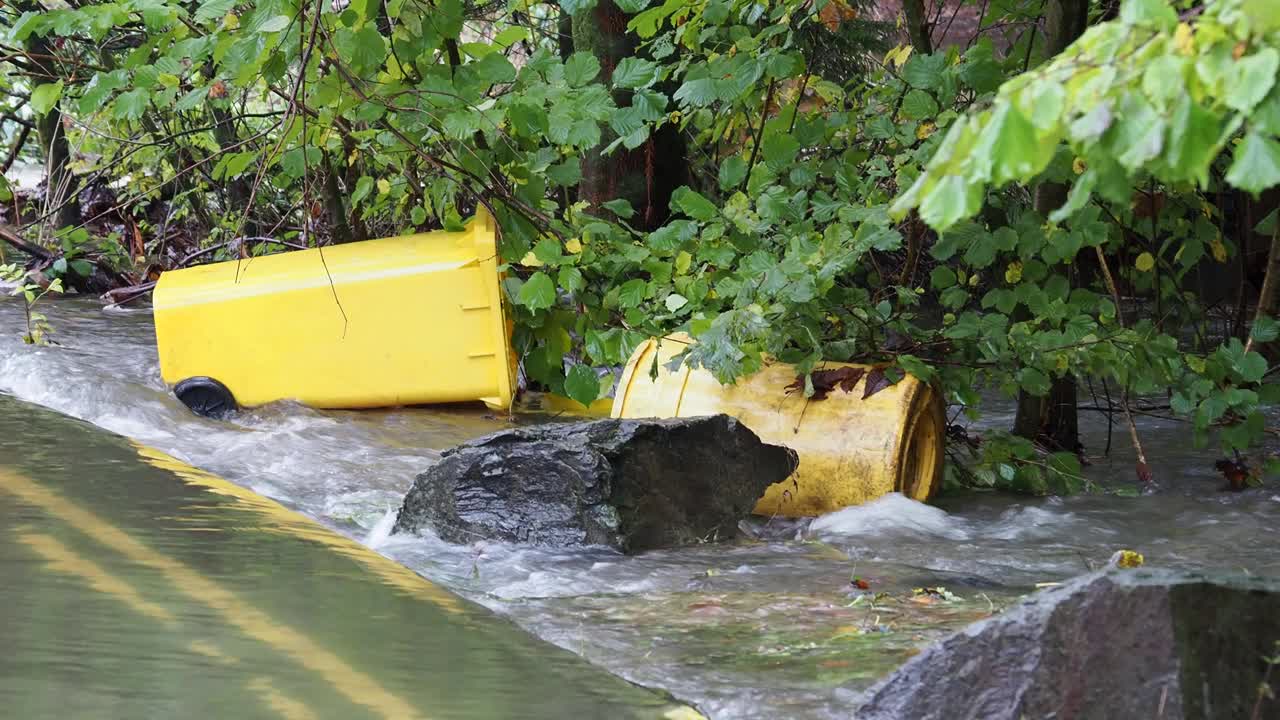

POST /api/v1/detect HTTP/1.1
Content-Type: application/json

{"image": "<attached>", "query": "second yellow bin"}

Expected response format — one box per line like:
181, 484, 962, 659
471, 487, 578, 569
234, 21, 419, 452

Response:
611, 335, 945, 517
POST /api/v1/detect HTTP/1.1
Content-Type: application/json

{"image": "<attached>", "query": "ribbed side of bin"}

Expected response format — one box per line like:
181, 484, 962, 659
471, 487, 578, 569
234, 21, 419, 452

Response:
154, 210, 516, 412
611, 335, 945, 517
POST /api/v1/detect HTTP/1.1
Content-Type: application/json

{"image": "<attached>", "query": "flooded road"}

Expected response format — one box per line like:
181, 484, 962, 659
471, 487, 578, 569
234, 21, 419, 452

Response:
0, 393, 684, 719
1, 295, 1278, 718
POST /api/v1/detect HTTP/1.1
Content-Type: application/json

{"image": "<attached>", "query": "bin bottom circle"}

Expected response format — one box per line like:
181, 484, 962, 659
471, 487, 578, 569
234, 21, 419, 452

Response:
174, 377, 237, 419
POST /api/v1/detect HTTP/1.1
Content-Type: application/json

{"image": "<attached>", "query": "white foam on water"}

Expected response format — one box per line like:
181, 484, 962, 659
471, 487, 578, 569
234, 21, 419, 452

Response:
810, 492, 969, 540
364, 509, 398, 548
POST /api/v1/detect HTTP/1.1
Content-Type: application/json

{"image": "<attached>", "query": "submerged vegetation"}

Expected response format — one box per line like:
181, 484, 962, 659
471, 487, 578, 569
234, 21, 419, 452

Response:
1, 0, 1279, 492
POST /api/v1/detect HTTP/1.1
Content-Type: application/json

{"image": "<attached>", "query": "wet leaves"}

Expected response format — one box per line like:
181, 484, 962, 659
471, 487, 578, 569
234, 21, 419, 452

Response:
862, 368, 892, 399
784, 366, 895, 401
1213, 457, 1252, 490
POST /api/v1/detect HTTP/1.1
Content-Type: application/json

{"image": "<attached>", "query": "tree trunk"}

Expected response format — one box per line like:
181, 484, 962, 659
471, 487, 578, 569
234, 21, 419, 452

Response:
209, 105, 258, 236
573, 0, 686, 231
558, 7, 574, 61
902, 0, 932, 54
1012, 0, 1089, 451
1043, 0, 1089, 57
26, 32, 80, 231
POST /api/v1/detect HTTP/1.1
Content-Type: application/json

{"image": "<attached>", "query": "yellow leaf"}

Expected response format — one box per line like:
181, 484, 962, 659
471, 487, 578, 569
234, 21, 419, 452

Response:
1005, 261, 1022, 284
1173, 22, 1194, 55
519, 251, 543, 267
916, 122, 935, 140
884, 44, 913, 69
1072, 157, 1087, 175
1055, 354, 1069, 372
1135, 252, 1155, 272
1109, 549, 1144, 569
564, 237, 583, 254
1211, 236, 1228, 262
222, 12, 239, 29
376, 178, 391, 195
675, 250, 692, 274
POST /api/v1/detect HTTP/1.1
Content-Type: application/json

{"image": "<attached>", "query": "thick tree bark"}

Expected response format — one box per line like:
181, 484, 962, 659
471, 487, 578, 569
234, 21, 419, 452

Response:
573, 0, 686, 231
26, 32, 80, 230
902, 0, 933, 54
558, 7, 574, 61
1044, 0, 1090, 57
209, 105, 258, 236
1012, 0, 1089, 452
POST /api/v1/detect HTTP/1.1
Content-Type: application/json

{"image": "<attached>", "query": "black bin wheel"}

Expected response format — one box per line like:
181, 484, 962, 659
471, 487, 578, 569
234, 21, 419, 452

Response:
174, 377, 238, 419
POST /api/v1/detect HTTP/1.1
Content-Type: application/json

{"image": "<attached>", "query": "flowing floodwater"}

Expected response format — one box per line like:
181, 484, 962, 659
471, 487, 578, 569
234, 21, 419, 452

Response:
2, 295, 1279, 718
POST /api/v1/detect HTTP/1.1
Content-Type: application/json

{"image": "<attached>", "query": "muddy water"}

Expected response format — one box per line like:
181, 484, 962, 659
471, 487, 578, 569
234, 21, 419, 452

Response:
2, 295, 1278, 719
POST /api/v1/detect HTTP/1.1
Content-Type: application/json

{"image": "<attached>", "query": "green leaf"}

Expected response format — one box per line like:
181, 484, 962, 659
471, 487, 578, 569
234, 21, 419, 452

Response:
256, 15, 291, 33
558, 266, 585, 294
113, 88, 150, 120
1164, 96, 1223, 187
971, 101, 1056, 186
665, 293, 688, 312
1226, 131, 1280, 196
612, 57, 659, 89
719, 157, 747, 189
564, 52, 601, 87
603, 198, 635, 219
901, 53, 946, 90
1251, 316, 1280, 343
175, 86, 211, 112
919, 175, 982, 230
217, 151, 257, 179
30, 82, 63, 115
618, 278, 647, 307
1119, 0, 1176, 28
671, 186, 718, 221
194, 0, 236, 24
674, 78, 718, 107
473, 52, 516, 85
1224, 48, 1279, 114
900, 90, 939, 121
434, 0, 464, 38
492, 27, 529, 48
547, 160, 581, 187
1017, 367, 1051, 395
518, 272, 557, 311
564, 364, 601, 407
761, 134, 800, 171
352, 176, 374, 205
930, 266, 956, 289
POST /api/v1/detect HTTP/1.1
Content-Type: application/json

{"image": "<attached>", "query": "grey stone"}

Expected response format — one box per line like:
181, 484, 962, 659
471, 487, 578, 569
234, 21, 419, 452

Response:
857, 568, 1280, 720
393, 415, 797, 553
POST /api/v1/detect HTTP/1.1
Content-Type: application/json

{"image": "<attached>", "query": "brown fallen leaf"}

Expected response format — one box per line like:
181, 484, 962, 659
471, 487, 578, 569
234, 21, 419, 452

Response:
862, 367, 892, 399
785, 366, 866, 401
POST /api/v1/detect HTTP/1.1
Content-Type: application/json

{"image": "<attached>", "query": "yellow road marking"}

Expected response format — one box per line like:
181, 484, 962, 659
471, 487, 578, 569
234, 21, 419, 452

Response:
18, 532, 176, 625
0, 468, 426, 720
248, 678, 321, 720
131, 442, 463, 614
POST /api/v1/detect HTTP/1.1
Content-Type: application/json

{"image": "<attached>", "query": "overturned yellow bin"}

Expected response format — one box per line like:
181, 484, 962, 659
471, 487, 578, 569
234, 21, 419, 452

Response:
612, 335, 945, 517
153, 210, 516, 417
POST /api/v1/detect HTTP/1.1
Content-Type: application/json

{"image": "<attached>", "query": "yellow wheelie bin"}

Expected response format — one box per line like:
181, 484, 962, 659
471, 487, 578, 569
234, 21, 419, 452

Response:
612, 334, 945, 517
153, 209, 516, 417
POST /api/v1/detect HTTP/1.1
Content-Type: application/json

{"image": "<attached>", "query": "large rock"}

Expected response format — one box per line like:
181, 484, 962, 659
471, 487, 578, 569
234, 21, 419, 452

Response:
857, 568, 1280, 720
393, 415, 797, 553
